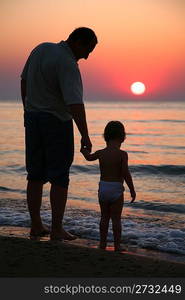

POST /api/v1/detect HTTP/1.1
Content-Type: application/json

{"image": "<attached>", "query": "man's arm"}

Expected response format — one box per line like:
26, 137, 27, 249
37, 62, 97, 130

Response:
68, 103, 92, 152
21, 78, 26, 108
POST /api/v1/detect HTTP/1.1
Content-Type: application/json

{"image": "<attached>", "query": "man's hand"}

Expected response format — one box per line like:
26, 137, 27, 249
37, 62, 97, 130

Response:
68, 104, 92, 152
130, 190, 136, 203
81, 136, 92, 153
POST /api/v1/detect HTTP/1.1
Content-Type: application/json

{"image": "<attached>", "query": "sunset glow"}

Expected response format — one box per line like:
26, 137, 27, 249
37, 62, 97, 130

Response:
0, 0, 185, 101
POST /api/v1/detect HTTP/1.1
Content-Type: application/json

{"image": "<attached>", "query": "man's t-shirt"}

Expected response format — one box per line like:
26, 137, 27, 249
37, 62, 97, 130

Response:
21, 41, 83, 121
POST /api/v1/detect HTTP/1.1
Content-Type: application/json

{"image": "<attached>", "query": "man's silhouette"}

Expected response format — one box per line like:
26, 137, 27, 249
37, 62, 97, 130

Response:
21, 27, 97, 240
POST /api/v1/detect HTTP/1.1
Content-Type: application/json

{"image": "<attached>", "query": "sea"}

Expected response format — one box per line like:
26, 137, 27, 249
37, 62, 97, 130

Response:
0, 100, 185, 262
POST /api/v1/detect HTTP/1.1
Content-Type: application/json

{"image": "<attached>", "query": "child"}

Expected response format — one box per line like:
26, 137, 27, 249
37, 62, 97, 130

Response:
81, 121, 136, 251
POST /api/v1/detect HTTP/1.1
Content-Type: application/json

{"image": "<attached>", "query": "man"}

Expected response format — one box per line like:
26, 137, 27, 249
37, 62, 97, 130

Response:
21, 27, 97, 240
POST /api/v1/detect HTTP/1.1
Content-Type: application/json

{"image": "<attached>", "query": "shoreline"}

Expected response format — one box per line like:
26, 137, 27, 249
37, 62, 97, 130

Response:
0, 226, 185, 277
0, 225, 184, 263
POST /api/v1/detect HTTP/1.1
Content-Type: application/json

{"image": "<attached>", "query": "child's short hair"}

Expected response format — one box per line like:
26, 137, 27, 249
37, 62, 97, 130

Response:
104, 121, 126, 143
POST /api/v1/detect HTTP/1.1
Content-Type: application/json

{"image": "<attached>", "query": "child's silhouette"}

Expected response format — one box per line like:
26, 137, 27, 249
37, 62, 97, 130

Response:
81, 121, 136, 251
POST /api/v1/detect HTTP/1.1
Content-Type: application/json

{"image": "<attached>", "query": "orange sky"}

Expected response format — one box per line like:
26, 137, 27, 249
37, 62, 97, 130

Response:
0, 0, 185, 100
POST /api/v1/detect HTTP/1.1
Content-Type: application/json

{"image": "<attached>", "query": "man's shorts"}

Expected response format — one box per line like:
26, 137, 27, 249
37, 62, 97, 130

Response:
24, 111, 74, 188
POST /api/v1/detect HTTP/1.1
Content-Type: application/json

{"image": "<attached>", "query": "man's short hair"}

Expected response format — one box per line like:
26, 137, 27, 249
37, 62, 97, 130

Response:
68, 27, 98, 45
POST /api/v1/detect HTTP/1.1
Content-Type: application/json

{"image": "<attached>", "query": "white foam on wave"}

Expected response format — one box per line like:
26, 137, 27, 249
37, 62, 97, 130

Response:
0, 208, 51, 227
0, 207, 185, 256
63, 214, 185, 256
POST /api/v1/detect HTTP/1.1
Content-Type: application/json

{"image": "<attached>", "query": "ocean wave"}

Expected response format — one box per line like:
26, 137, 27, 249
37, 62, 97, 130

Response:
0, 150, 24, 155
128, 133, 185, 138
128, 201, 185, 214
129, 164, 185, 175
0, 207, 185, 256
0, 165, 26, 175
1, 163, 184, 177
0, 186, 25, 194
71, 164, 185, 176
129, 143, 185, 150
131, 119, 185, 123
128, 150, 148, 154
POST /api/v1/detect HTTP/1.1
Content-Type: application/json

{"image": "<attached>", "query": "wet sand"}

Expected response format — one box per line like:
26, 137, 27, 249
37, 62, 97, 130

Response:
0, 226, 185, 277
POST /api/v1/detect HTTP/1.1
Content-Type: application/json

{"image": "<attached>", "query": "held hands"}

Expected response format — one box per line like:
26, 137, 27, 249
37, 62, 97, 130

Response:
81, 136, 92, 153
130, 190, 136, 203
80, 145, 89, 155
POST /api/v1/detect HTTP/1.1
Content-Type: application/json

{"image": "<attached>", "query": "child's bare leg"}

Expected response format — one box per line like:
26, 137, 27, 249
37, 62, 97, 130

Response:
112, 218, 122, 251
99, 201, 110, 249
110, 195, 124, 251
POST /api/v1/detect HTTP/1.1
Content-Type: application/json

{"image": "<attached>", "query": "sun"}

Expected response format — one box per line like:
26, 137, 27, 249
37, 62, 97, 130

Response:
130, 82, 146, 95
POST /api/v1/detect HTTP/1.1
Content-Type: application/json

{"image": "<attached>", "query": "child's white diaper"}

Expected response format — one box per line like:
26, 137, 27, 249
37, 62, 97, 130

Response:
98, 181, 124, 203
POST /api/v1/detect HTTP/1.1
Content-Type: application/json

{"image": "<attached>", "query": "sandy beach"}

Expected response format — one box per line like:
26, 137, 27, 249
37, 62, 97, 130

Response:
0, 226, 185, 277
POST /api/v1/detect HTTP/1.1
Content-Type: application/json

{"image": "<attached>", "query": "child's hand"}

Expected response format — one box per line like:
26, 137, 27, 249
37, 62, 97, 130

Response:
80, 148, 99, 162
130, 190, 136, 203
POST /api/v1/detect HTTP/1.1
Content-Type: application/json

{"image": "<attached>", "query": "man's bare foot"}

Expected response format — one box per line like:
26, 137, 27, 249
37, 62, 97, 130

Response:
99, 242, 106, 250
114, 246, 125, 252
50, 229, 77, 241
30, 224, 50, 238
